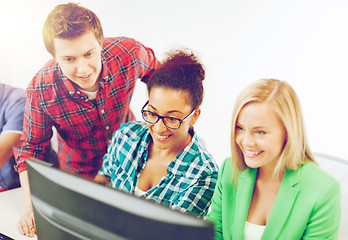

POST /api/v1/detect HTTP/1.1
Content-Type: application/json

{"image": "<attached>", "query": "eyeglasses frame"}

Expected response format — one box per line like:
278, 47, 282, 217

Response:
141, 100, 196, 130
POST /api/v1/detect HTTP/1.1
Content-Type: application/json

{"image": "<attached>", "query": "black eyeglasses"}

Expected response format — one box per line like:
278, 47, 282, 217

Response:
141, 101, 195, 129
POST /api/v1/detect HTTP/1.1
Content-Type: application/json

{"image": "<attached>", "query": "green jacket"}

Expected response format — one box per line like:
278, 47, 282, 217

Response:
206, 158, 341, 240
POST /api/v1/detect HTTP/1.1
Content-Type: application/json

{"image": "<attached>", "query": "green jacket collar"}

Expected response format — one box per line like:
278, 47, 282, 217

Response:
233, 167, 300, 240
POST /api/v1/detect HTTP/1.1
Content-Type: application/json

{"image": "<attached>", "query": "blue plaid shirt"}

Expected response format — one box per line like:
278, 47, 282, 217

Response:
98, 121, 219, 217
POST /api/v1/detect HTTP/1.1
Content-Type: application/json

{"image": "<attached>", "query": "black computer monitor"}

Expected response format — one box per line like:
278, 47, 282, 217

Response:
26, 159, 215, 240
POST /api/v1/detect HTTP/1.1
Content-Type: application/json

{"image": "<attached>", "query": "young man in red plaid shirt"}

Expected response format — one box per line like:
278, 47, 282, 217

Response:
14, 3, 159, 237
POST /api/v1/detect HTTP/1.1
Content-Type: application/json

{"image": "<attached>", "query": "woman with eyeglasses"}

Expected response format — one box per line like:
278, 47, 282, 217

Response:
206, 79, 341, 239
94, 49, 219, 217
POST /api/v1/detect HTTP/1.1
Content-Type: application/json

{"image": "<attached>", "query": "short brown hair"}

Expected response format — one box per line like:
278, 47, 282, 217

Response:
42, 2, 104, 57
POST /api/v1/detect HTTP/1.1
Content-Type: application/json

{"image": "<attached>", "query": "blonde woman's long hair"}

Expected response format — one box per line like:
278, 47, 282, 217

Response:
230, 79, 315, 184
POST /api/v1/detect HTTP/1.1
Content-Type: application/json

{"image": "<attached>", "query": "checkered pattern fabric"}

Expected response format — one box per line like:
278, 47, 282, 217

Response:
14, 37, 158, 178
98, 121, 219, 216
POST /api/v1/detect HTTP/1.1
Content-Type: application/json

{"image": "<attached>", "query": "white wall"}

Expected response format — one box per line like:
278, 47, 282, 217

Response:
1, 0, 348, 166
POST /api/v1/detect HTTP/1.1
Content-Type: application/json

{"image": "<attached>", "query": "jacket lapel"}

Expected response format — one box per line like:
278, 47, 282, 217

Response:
233, 168, 257, 239
262, 168, 300, 240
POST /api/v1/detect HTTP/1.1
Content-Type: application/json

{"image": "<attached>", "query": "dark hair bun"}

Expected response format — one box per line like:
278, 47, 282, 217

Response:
147, 49, 205, 108
162, 49, 205, 83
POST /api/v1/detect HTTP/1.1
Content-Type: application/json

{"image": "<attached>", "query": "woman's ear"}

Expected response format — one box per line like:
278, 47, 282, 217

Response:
189, 108, 201, 126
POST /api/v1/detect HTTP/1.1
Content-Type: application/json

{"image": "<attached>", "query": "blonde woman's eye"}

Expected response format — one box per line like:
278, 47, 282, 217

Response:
236, 125, 243, 131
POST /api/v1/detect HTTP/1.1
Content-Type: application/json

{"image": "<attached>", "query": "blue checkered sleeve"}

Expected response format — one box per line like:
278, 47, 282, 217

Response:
98, 130, 121, 179
170, 159, 218, 217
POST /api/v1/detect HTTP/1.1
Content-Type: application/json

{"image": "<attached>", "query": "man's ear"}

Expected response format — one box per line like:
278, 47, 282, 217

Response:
189, 108, 201, 126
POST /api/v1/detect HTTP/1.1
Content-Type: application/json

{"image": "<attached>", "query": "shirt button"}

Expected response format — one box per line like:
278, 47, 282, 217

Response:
76, 90, 81, 94
101, 109, 105, 114
85, 99, 89, 102
105, 125, 110, 130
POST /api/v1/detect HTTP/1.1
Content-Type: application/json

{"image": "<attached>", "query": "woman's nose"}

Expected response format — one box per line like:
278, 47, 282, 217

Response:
242, 132, 256, 147
153, 118, 167, 131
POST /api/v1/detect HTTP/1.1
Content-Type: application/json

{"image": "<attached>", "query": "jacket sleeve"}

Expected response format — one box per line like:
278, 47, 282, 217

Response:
302, 178, 341, 240
205, 159, 229, 240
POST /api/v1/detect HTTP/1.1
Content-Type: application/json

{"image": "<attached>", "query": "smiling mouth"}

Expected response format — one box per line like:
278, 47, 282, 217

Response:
244, 150, 262, 158
78, 73, 92, 81
155, 133, 170, 140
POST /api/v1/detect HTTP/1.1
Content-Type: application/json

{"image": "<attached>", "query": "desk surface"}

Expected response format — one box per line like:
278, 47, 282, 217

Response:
0, 188, 37, 240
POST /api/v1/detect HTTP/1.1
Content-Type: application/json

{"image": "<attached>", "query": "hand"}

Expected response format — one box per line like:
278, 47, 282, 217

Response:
18, 209, 36, 238
94, 174, 110, 185
18, 170, 36, 237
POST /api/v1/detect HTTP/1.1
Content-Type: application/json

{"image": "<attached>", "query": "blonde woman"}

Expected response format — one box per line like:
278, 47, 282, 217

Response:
207, 79, 341, 239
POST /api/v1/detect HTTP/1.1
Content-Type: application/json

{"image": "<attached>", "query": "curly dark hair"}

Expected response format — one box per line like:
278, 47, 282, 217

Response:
147, 49, 205, 109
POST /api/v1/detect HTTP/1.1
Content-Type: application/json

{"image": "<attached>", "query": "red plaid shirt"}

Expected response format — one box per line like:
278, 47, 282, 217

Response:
14, 37, 158, 178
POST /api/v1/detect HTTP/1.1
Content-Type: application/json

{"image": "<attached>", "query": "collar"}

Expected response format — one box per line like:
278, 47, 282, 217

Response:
234, 166, 301, 240
166, 128, 200, 176
138, 124, 200, 177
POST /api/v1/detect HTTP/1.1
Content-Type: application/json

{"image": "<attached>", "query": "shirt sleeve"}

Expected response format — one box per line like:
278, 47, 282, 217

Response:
205, 159, 228, 240
1, 87, 26, 133
98, 126, 124, 179
132, 39, 159, 84
170, 169, 219, 217
302, 178, 341, 239
14, 87, 54, 172
98, 144, 115, 180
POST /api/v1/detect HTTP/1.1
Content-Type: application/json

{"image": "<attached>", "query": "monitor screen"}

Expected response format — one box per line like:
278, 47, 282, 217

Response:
26, 159, 215, 240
